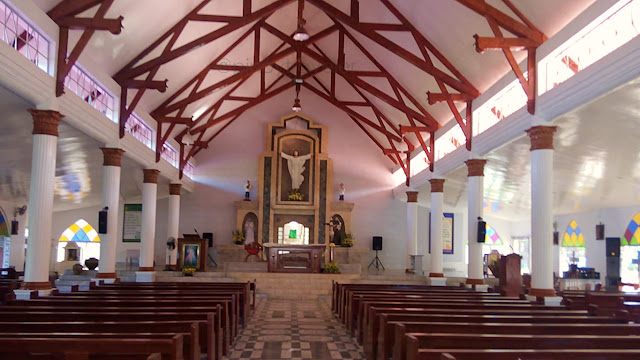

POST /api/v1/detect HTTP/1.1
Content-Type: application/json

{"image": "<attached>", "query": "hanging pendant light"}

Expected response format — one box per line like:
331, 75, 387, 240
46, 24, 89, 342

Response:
292, 98, 302, 112
293, 25, 310, 41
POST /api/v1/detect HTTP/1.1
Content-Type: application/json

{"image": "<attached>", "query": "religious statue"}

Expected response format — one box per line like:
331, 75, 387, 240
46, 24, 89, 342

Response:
244, 180, 252, 201
281, 150, 311, 190
339, 183, 345, 201
244, 219, 255, 243
327, 215, 345, 246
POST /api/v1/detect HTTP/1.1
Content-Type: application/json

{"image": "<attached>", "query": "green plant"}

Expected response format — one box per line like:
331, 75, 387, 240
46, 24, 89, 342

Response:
182, 267, 196, 276
232, 230, 245, 245
325, 261, 340, 273
288, 188, 304, 201
343, 234, 354, 247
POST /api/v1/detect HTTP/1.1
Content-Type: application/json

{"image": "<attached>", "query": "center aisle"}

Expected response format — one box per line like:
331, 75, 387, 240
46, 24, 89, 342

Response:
225, 296, 365, 360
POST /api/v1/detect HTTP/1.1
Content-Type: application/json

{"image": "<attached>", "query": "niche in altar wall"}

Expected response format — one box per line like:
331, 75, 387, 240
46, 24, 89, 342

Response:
242, 212, 258, 243
277, 136, 315, 204
274, 214, 314, 244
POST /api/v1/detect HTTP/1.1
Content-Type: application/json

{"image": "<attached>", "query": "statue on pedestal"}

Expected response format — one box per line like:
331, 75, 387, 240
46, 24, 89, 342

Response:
281, 150, 311, 190
244, 180, 252, 201
339, 183, 345, 201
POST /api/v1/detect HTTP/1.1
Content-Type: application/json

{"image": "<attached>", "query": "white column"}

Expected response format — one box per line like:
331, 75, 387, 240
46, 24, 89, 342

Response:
429, 179, 445, 281
96, 148, 124, 283
21, 110, 62, 295
406, 191, 420, 273
527, 126, 558, 299
166, 183, 181, 267
465, 159, 487, 288
137, 169, 159, 282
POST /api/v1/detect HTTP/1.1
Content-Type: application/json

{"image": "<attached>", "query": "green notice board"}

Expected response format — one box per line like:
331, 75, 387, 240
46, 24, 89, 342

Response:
123, 204, 142, 242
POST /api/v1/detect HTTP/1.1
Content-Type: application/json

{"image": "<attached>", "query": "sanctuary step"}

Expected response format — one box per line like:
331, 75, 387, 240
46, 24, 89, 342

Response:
155, 271, 236, 283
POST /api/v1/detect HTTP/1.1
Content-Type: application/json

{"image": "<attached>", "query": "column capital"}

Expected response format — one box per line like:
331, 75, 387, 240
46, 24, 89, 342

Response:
29, 109, 63, 137
429, 178, 445, 193
100, 148, 125, 167
143, 169, 160, 184
465, 159, 487, 177
526, 125, 557, 151
169, 183, 182, 195
406, 191, 419, 203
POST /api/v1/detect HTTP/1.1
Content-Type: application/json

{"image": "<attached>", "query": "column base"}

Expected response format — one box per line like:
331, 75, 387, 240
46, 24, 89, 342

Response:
428, 272, 444, 277
465, 278, 485, 285
528, 288, 557, 297
526, 295, 563, 306
464, 283, 490, 292
135, 271, 156, 283
428, 277, 447, 286
14, 288, 55, 299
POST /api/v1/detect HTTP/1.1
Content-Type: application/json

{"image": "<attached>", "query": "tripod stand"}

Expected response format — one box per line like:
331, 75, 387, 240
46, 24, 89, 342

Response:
368, 250, 385, 270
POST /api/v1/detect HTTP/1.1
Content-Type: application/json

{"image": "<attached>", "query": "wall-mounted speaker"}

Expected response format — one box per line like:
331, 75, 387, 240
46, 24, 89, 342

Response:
477, 220, 487, 243
606, 237, 620, 258
98, 209, 108, 234
596, 224, 605, 240
203, 232, 214, 248
372, 236, 383, 251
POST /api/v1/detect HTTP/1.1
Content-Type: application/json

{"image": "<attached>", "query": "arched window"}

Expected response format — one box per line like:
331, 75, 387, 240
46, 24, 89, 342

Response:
57, 219, 101, 266
485, 224, 503, 245
621, 213, 640, 285
560, 220, 586, 273
59, 219, 100, 243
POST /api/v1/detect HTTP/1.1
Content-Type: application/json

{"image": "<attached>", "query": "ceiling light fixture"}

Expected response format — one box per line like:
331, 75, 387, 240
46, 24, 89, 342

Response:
292, 97, 302, 112
293, 25, 310, 41
182, 131, 194, 146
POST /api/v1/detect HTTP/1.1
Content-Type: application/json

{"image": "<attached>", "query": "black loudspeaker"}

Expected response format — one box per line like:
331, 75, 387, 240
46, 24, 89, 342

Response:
605, 237, 621, 291
10, 220, 18, 235
606, 237, 620, 258
372, 236, 383, 251
203, 232, 214, 248
98, 209, 108, 234
477, 220, 487, 243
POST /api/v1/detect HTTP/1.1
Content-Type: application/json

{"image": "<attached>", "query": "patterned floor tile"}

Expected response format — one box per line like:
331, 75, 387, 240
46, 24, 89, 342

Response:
222, 296, 365, 360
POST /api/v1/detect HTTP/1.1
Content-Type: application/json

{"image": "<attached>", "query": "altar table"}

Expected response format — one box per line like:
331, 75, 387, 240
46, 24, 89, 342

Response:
264, 244, 325, 273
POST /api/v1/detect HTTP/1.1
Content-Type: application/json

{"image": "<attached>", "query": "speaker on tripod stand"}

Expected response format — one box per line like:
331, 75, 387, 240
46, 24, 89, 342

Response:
368, 236, 385, 270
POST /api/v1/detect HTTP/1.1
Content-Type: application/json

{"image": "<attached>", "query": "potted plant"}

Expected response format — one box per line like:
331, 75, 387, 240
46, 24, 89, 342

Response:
288, 188, 304, 201
182, 267, 196, 276
232, 230, 245, 245
325, 261, 340, 274
343, 234, 354, 247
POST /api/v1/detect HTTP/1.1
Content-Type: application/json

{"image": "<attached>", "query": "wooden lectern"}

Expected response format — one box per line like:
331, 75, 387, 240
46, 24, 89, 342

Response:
499, 253, 522, 297
177, 234, 207, 271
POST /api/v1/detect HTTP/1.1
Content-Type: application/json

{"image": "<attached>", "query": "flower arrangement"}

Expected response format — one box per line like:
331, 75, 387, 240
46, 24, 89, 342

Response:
232, 230, 245, 245
343, 234, 354, 247
325, 261, 340, 273
329, 243, 336, 247
182, 267, 196, 276
288, 188, 304, 201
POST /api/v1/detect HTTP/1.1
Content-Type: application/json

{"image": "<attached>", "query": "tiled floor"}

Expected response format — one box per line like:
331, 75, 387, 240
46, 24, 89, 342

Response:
225, 296, 365, 360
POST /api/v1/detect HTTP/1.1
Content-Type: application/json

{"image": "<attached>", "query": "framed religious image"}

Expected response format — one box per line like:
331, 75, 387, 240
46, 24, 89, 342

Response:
122, 204, 142, 242
429, 213, 455, 254
177, 236, 207, 271
67, 248, 78, 261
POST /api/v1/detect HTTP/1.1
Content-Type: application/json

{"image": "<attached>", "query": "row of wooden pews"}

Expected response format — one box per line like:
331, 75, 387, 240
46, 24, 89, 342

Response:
562, 289, 640, 321
333, 282, 640, 360
0, 279, 21, 304
0, 280, 256, 360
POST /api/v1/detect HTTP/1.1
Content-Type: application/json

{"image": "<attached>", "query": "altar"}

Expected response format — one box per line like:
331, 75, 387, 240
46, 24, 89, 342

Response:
264, 244, 325, 273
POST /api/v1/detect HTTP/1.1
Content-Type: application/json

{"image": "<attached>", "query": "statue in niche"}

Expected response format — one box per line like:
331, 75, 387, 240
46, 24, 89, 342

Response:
327, 215, 345, 246
281, 150, 311, 190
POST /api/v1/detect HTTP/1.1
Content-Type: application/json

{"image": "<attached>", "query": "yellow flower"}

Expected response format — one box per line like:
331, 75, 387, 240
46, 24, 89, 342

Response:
329, 243, 335, 247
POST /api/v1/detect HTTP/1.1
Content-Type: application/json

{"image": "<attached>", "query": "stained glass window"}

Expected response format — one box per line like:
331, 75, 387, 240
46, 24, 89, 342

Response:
59, 219, 100, 242
0, 208, 8, 236
485, 224, 503, 245
562, 220, 585, 247
623, 213, 640, 246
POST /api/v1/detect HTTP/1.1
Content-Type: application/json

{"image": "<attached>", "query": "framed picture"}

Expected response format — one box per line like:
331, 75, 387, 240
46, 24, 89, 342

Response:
122, 204, 142, 242
177, 236, 207, 271
596, 224, 605, 240
429, 213, 455, 254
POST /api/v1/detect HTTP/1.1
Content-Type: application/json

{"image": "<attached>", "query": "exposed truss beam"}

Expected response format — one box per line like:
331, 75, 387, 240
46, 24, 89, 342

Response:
457, 0, 546, 114
49, 0, 123, 97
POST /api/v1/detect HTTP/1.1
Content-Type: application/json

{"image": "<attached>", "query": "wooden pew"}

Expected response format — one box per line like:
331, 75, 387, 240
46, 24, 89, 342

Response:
7, 297, 234, 350
404, 333, 640, 360
435, 349, 640, 360
370, 311, 623, 360
358, 300, 562, 343
0, 335, 184, 360
0, 321, 202, 360
0, 309, 221, 360
393, 322, 640, 360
